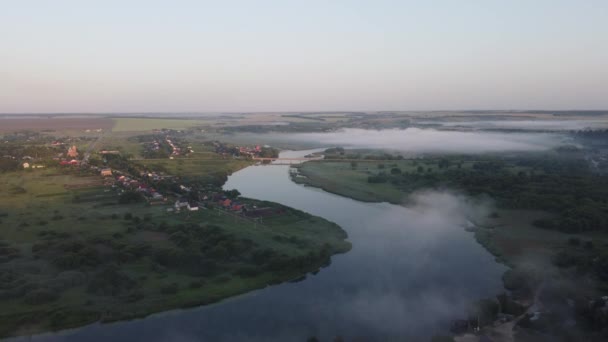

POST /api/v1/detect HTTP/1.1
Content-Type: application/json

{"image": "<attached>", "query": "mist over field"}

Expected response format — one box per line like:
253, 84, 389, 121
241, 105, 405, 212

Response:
421, 119, 608, 131
289, 128, 565, 153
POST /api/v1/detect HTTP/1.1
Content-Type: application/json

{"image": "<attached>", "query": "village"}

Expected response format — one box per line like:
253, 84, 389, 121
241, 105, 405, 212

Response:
9, 135, 286, 223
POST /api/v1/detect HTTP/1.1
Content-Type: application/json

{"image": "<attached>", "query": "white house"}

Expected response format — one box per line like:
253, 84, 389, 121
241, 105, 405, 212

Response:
175, 198, 189, 209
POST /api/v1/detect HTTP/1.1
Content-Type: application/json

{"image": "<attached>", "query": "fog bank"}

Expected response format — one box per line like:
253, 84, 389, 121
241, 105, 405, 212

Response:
290, 128, 564, 153
420, 119, 608, 131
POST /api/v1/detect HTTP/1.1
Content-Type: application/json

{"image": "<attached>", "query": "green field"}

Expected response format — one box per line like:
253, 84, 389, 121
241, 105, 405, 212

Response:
292, 158, 486, 204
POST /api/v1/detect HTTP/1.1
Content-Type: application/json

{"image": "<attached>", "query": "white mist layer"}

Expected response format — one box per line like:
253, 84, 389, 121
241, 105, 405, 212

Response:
421, 119, 608, 131
289, 128, 564, 153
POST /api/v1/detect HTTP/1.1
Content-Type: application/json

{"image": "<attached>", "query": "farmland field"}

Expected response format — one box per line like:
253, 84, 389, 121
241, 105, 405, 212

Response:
112, 118, 207, 132
0, 118, 114, 133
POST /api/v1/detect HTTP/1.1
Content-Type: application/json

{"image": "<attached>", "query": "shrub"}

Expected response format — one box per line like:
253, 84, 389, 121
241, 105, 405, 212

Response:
87, 266, 136, 296
118, 191, 144, 204
189, 280, 205, 289
24, 288, 59, 305
235, 266, 259, 278
160, 282, 179, 295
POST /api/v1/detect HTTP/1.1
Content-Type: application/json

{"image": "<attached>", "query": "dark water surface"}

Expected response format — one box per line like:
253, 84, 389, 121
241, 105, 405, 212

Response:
9, 150, 506, 342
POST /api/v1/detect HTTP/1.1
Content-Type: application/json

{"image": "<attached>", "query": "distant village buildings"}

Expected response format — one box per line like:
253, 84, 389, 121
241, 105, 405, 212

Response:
67, 145, 79, 158
23, 162, 45, 169
60, 159, 79, 166
100, 168, 112, 177
99, 150, 120, 155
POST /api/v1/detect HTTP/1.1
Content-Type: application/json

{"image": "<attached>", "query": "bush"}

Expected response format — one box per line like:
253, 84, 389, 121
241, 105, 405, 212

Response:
189, 280, 205, 289
235, 266, 259, 278
367, 174, 388, 183
118, 191, 144, 204
468, 298, 499, 326
160, 282, 179, 295
24, 288, 59, 305
125, 290, 144, 302
87, 266, 136, 296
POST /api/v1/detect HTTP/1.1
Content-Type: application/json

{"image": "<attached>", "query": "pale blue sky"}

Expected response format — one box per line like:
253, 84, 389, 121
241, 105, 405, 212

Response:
1, 0, 607, 112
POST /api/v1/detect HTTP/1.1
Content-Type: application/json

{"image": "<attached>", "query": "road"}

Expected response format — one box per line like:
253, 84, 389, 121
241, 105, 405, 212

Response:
82, 132, 104, 163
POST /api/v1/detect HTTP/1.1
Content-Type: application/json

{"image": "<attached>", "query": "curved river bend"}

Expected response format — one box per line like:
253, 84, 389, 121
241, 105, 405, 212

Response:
10, 149, 506, 342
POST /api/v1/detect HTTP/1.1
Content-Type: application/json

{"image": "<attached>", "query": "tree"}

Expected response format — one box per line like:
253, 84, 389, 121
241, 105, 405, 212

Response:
160, 282, 179, 295
118, 191, 144, 204
224, 189, 241, 199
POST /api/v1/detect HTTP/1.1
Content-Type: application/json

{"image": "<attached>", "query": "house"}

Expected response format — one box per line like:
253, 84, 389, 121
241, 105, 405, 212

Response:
175, 197, 189, 209
100, 168, 112, 177
67, 145, 79, 158
230, 204, 244, 212
60, 159, 79, 166
22, 162, 30, 169
187, 202, 199, 211
220, 199, 232, 208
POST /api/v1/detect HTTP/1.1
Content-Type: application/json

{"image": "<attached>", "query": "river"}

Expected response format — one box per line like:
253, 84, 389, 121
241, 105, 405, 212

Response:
12, 149, 506, 342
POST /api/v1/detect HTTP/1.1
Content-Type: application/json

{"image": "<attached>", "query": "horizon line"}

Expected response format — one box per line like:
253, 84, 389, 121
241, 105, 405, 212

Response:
2, 109, 608, 116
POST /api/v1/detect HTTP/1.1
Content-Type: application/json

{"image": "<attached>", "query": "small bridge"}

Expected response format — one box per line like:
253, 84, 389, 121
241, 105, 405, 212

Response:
252, 157, 323, 161
253, 157, 422, 163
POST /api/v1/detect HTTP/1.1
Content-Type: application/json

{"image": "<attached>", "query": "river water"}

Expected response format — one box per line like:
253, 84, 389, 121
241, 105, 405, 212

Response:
12, 149, 506, 342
